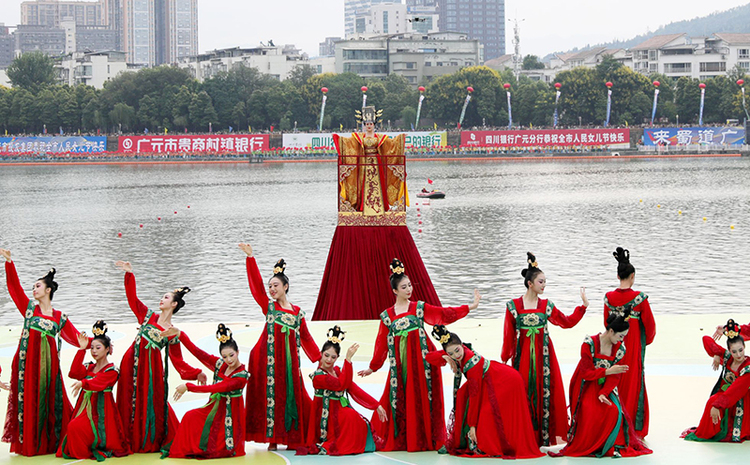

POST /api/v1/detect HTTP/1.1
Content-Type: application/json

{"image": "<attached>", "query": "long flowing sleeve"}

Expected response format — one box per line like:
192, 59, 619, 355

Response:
168, 340, 203, 380
713, 373, 750, 409
425, 350, 448, 367
742, 323, 750, 341
702, 335, 726, 358
81, 369, 119, 392
599, 371, 621, 397
423, 302, 470, 326
299, 318, 321, 363
368, 320, 389, 372
68, 350, 89, 380
501, 309, 517, 364
124, 272, 149, 324
179, 331, 219, 370
348, 369, 380, 410
60, 317, 90, 349
245, 257, 270, 313
187, 375, 247, 394
4, 261, 30, 315
640, 298, 656, 345
549, 304, 587, 329
578, 343, 607, 381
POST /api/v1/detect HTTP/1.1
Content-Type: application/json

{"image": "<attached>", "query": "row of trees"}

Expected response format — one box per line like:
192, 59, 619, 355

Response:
1, 52, 749, 134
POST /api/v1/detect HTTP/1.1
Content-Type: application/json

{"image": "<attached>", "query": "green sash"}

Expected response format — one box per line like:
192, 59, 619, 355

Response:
604, 291, 648, 430
198, 359, 248, 453
264, 301, 304, 437
379, 301, 432, 437
507, 299, 553, 445
16, 301, 68, 451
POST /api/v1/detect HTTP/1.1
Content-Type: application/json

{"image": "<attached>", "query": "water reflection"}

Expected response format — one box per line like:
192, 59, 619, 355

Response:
0, 158, 748, 327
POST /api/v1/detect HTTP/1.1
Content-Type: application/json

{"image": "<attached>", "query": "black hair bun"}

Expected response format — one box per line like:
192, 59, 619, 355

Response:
92, 320, 108, 336
725, 319, 742, 339
216, 323, 233, 343
521, 252, 539, 277
390, 258, 405, 276
327, 325, 346, 344
431, 324, 451, 344
613, 247, 630, 264
174, 286, 191, 296
273, 259, 287, 276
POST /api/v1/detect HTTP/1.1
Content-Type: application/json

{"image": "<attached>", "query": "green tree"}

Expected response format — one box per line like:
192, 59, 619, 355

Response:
56, 87, 79, 131
0, 89, 10, 131
287, 64, 317, 87
522, 55, 545, 70
399, 106, 417, 129
109, 102, 135, 131
426, 66, 505, 127
37, 88, 59, 132
188, 91, 218, 131
6, 52, 56, 92
9, 88, 36, 132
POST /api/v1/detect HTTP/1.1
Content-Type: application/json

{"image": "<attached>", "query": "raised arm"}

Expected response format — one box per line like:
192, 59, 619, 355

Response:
299, 318, 321, 363
549, 303, 587, 329
501, 308, 517, 364
702, 335, 727, 358
123, 272, 149, 324
167, 339, 203, 380
423, 289, 479, 326
187, 374, 247, 394
179, 331, 219, 370
4, 260, 31, 315
68, 349, 89, 380
60, 317, 91, 349
245, 256, 270, 312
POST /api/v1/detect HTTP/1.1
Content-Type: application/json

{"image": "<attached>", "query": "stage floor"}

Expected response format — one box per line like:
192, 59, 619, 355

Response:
0, 313, 741, 464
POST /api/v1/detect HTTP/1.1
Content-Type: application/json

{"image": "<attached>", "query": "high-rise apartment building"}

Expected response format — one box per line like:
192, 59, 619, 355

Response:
344, 0, 393, 38
21, 0, 108, 27
438, 0, 505, 60
0, 24, 15, 68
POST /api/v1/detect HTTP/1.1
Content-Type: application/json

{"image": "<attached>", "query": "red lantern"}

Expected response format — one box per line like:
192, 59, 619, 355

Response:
653, 81, 660, 87
418, 86, 425, 92
605, 81, 613, 88
699, 83, 706, 89
554, 82, 562, 89
738, 79, 745, 86
361, 86, 368, 92
503, 83, 511, 90
321, 87, 328, 93
467, 86, 474, 93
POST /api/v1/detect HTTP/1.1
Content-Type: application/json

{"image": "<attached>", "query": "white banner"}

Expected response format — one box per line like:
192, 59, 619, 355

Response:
282, 131, 448, 149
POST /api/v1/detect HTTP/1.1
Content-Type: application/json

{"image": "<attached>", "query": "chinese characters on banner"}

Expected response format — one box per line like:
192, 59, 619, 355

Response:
117, 134, 270, 153
0, 136, 107, 154
460, 129, 631, 148
644, 127, 745, 146
282, 131, 447, 149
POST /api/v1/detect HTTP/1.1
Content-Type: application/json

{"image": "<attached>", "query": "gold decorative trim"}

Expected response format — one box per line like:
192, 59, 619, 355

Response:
337, 212, 406, 226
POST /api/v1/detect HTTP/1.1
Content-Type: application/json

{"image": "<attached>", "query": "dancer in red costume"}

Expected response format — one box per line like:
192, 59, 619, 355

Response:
358, 258, 481, 452
57, 321, 130, 460
553, 311, 652, 457
113, 260, 206, 453
299, 326, 386, 456
501, 252, 588, 446
239, 243, 321, 450
603, 247, 655, 438
683, 320, 750, 442
165, 324, 248, 458
1, 249, 90, 456
427, 325, 543, 459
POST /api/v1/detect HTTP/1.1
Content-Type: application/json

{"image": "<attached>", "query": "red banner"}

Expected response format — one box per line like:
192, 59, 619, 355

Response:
461, 129, 630, 147
118, 134, 270, 153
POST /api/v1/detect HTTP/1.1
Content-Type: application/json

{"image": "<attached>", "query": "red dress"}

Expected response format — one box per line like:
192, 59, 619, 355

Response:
116, 272, 203, 453
501, 297, 586, 446
2, 261, 87, 456
604, 288, 655, 437
368, 300, 469, 451
57, 350, 130, 460
555, 335, 652, 457
167, 333, 249, 458
426, 346, 543, 459
682, 336, 750, 442
301, 360, 381, 455
243, 257, 321, 446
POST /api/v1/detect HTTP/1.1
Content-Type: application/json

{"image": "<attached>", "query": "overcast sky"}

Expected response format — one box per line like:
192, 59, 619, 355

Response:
1, 0, 748, 58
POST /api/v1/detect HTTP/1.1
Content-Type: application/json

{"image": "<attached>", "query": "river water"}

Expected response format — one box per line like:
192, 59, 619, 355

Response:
0, 157, 748, 327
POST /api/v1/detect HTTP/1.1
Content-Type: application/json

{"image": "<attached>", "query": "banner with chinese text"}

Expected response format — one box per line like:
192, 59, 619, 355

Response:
643, 127, 745, 146
460, 129, 630, 148
117, 134, 270, 153
0, 136, 107, 154
282, 131, 447, 149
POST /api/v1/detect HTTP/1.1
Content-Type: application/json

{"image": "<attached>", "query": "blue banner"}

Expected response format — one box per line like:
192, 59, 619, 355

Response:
643, 127, 745, 146
0, 136, 107, 154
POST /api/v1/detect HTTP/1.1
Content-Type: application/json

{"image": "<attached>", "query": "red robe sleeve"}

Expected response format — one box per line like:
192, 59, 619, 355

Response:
299, 317, 321, 363
423, 302, 470, 326
713, 372, 750, 410
81, 368, 119, 392
741, 323, 750, 341
168, 339, 203, 380
313, 365, 350, 391
179, 331, 219, 370
245, 257, 270, 313
702, 336, 726, 358
501, 309, 517, 364
425, 350, 448, 367
578, 342, 607, 382
5, 261, 30, 315
640, 298, 656, 345
368, 320, 389, 372
464, 361, 484, 427
60, 316, 91, 349
549, 304, 587, 329
347, 368, 380, 410
124, 272, 149, 324
68, 350, 89, 380
187, 375, 247, 394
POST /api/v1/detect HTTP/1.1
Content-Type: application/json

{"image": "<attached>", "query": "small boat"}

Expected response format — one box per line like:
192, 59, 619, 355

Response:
417, 190, 446, 199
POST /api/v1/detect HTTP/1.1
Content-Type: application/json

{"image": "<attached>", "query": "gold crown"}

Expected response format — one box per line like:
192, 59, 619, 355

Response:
439, 334, 451, 344
328, 336, 342, 344
93, 327, 106, 336
217, 334, 231, 343
726, 330, 739, 339
391, 265, 405, 275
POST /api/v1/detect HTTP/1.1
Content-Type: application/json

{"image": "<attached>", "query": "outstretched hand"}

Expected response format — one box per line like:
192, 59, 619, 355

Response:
238, 243, 253, 257
0, 249, 11, 262
358, 368, 373, 377
713, 325, 724, 341
173, 384, 188, 401
114, 260, 132, 273
580, 287, 589, 307
196, 373, 207, 386
71, 381, 83, 398
77, 332, 89, 350
712, 355, 721, 371
605, 364, 629, 375
346, 343, 359, 362
0, 380, 9, 391
468, 289, 481, 310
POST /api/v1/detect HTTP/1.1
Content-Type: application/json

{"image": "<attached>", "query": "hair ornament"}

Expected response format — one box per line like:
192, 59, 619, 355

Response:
174, 286, 190, 295
725, 319, 741, 339
92, 320, 108, 336
390, 258, 405, 276
273, 259, 286, 276
327, 325, 346, 344
431, 324, 451, 345
216, 324, 233, 344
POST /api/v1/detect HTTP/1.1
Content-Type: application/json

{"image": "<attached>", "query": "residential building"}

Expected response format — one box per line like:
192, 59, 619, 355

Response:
178, 44, 311, 82
406, 3, 439, 34
309, 55, 336, 74
21, 0, 108, 27
319, 37, 341, 56
344, 0, 394, 38
14, 24, 66, 56
438, 0, 505, 61
355, 3, 407, 35
0, 24, 14, 68
56, 50, 140, 87
334, 32, 482, 86
0, 69, 10, 87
